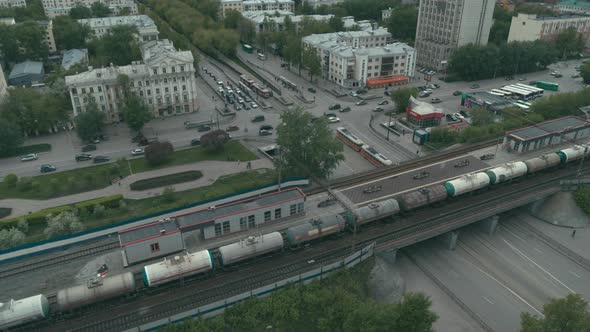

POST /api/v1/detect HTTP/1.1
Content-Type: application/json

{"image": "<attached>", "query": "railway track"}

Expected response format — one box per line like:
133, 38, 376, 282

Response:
0, 240, 119, 279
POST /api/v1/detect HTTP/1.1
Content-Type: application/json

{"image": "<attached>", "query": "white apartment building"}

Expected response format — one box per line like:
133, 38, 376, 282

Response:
557, 0, 590, 15
303, 0, 342, 9
0, 0, 26, 8
78, 15, 159, 41
42, 0, 138, 18
65, 39, 198, 122
508, 13, 590, 48
382, 7, 393, 21
220, 0, 294, 17
0, 64, 7, 101
38, 20, 57, 53
241, 11, 333, 32
415, 0, 495, 70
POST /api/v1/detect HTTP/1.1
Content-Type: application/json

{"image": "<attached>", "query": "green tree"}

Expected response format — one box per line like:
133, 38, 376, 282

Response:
74, 100, 106, 142
53, 16, 91, 50
276, 108, 344, 179
582, 63, 590, 84
90, 2, 111, 17
575, 185, 590, 216
88, 26, 141, 67
489, 19, 511, 45
470, 108, 495, 126
302, 47, 321, 82
0, 25, 21, 63
392, 87, 418, 113
44, 211, 85, 239
145, 141, 174, 165
200, 129, 229, 152
0, 120, 24, 157
121, 94, 152, 133
328, 15, 344, 32
238, 19, 256, 45
284, 35, 303, 75
386, 5, 418, 42
4, 174, 18, 188
556, 27, 584, 59
69, 5, 92, 19
223, 9, 242, 29
15, 20, 49, 60
520, 294, 590, 332
0, 88, 68, 135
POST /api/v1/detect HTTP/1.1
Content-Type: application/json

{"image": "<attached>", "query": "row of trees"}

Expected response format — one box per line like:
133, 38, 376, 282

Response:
68, 2, 120, 19
0, 21, 50, 63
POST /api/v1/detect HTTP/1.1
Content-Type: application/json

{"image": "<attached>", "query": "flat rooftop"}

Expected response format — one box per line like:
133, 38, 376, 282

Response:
507, 116, 590, 140
118, 218, 179, 245
176, 188, 305, 230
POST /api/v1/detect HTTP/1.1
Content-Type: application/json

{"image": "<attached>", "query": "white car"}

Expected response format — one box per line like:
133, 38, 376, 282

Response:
251, 102, 258, 108
350, 91, 358, 97
217, 81, 223, 85
131, 148, 144, 156
20, 153, 38, 162
328, 116, 340, 123
453, 112, 465, 120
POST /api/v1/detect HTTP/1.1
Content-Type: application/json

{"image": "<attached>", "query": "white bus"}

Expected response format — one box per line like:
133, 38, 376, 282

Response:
490, 89, 511, 96
501, 86, 535, 100
514, 83, 544, 98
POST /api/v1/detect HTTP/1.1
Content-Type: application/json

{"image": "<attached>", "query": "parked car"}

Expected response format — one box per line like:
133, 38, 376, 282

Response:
244, 96, 252, 103
356, 100, 367, 106
259, 129, 273, 136
217, 81, 223, 85
384, 90, 391, 96
550, 70, 559, 76
327, 116, 340, 123
431, 97, 442, 104
329, 104, 341, 110
252, 115, 265, 122
234, 104, 242, 111
572, 73, 581, 78
445, 114, 454, 121
340, 107, 352, 113
260, 125, 274, 131
75, 153, 92, 162
251, 102, 258, 108
190, 139, 201, 146
518, 76, 527, 81
418, 91, 430, 98
197, 125, 211, 132
93, 156, 110, 163
459, 110, 470, 118
470, 83, 480, 89
554, 73, 563, 78
131, 134, 145, 143
20, 153, 38, 162
378, 100, 389, 105
529, 81, 537, 85
243, 104, 251, 110
40, 164, 56, 173
138, 137, 158, 146
356, 89, 368, 94
372, 107, 384, 112
453, 91, 463, 96
453, 112, 465, 120
131, 148, 144, 156
505, 76, 514, 81
226, 125, 239, 132
308, 87, 317, 93
82, 144, 96, 152
349, 91, 358, 97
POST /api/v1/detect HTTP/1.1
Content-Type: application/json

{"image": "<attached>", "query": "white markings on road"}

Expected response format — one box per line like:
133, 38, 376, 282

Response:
569, 271, 581, 278
503, 238, 576, 294
482, 297, 495, 305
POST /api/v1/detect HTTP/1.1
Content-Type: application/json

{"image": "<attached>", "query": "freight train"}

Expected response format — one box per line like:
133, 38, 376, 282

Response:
2, 144, 588, 330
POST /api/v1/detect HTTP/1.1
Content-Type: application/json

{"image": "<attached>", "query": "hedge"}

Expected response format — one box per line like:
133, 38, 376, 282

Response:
130, 171, 203, 191
1, 144, 52, 158
0, 195, 123, 228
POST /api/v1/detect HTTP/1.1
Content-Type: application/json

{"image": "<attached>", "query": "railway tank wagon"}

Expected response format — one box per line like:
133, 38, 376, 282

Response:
57, 272, 136, 312
523, 153, 562, 174
285, 214, 347, 247
348, 199, 400, 227
143, 250, 214, 288
218, 232, 284, 266
484, 161, 528, 185
444, 172, 490, 197
397, 184, 448, 211
557, 145, 590, 163
0, 295, 49, 329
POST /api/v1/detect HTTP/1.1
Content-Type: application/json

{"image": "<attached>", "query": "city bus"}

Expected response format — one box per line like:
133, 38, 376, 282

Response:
490, 89, 510, 97
251, 83, 273, 98
514, 83, 544, 98
501, 86, 535, 100
516, 100, 532, 107
512, 102, 531, 111
336, 127, 365, 151
536, 81, 559, 91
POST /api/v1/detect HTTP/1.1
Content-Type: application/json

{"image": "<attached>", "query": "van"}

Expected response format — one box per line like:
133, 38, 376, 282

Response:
251, 115, 265, 122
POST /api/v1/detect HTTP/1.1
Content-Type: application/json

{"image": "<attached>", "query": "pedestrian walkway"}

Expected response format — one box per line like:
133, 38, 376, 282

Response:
0, 159, 274, 219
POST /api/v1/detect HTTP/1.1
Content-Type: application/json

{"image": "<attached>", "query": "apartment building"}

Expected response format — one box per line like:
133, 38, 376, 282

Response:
241, 11, 333, 32
220, 0, 294, 17
557, 0, 590, 15
78, 15, 159, 41
65, 40, 198, 122
38, 20, 57, 53
41, 0, 137, 18
0, 0, 26, 8
414, 0, 495, 70
508, 13, 590, 47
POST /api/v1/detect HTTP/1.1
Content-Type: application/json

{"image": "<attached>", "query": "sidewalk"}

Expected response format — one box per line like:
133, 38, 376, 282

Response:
0, 159, 274, 219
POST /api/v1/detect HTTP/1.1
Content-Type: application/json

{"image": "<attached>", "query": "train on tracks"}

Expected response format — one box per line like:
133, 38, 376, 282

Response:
2, 144, 588, 330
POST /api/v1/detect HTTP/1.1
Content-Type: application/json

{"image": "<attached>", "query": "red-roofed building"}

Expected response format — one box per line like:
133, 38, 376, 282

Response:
405, 96, 444, 128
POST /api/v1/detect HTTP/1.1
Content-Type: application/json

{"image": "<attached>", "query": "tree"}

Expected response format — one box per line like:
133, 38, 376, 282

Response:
391, 87, 418, 113
15, 20, 49, 60
284, 35, 303, 75
74, 100, 106, 142
223, 9, 242, 29
520, 294, 590, 332
0, 120, 24, 157
200, 129, 230, 152
88, 26, 141, 67
238, 19, 256, 45
574, 185, 590, 216
582, 63, 590, 84
0, 227, 26, 250
302, 47, 322, 82
4, 174, 18, 188
470, 108, 496, 127
69, 5, 92, 19
90, 2, 111, 17
328, 15, 344, 32
276, 108, 344, 179
145, 141, 174, 165
53, 16, 91, 50
121, 94, 152, 132
44, 211, 85, 239
0, 25, 21, 63
556, 27, 584, 59
386, 5, 418, 42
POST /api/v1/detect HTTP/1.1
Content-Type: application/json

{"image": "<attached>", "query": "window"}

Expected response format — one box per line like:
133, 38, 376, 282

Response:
172, 66, 176, 73
248, 215, 255, 228
222, 221, 230, 234
147, 89, 151, 96
165, 87, 169, 93
184, 105, 189, 112
99, 95, 104, 101
240, 216, 247, 230
180, 65, 185, 72
139, 91, 144, 97
297, 203, 304, 213
181, 76, 186, 82
146, 80, 150, 86
174, 86, 178, 92
182, 85, 187, 91
101, 105, 105, 111
264, 211, 271, 222
183, 94, 188, 102
173, 77, 177, 83
175, 95, 179, 102
215, 224, 222, 236
274, 208, 281, 219
156, 88, 160, 94
81, 88, 86, 94
290, 204, 297, 215
162, 67, 167, 74
98, 86, 102, 92
89, 87, 94, 93
153, 68, 158, 75
138, 81, 142, 87
164, 78, 168, 84
150, 243, 160, 252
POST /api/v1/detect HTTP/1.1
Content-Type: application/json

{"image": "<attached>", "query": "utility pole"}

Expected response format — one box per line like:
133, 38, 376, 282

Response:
386, 111, 393, 141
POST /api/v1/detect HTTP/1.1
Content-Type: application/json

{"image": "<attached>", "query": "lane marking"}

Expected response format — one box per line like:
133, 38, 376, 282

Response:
569, 271, 581, 278
503, 238, 576, 294
483, 296, 495, 305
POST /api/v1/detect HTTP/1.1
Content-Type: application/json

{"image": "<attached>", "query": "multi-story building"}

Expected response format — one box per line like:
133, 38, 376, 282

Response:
220, 0, 294, 17
507, 13, 590, 47
414, 0, 495, 70
303, 0, 342, 8
0, 0, 26, 8
242, 11, 334, 32
0, 64, 7, 101
78, 15, 159, 41
41, 0, 138, 18
557, 0, 590, 15
65, 39, 198, 123
382, 7, 393, 21
38, 20, 57, 53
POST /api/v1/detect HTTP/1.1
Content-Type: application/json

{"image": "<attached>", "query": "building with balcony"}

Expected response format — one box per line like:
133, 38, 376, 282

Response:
507, 13, 590, 48
220, 0, 294, 17
557, 0, 590, 15
41, 0, 138, 18
38, 20, 57, 53
0, 0, 26, 8
241, 11, 333, 32
65, 39, 198, 123
78, 15, 159, 41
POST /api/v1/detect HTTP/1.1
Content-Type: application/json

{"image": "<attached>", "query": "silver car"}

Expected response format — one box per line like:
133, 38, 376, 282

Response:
20, 153, 38, 162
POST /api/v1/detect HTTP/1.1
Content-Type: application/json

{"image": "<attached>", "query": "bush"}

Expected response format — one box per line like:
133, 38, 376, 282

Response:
92, 204, 106, 218
0, 227, 26, 250
201, 129, 230, 152
145, 141, 174, 165
130, 171, 202, 191
17, 219, 28, 233
75, 194, 123, 211
4, 174, 17, 188
44, 211, 85, 239
161, 186, 176, 203
17, 177, 32, 192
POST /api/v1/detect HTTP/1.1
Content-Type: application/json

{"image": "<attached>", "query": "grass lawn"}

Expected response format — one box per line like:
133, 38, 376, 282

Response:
0, 141, 256, 200
12, 169, 278, 246
130, 170, 202, 191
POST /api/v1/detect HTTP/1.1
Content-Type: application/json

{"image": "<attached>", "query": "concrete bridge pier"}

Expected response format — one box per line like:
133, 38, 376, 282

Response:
442, 231, 460, 250
379, 248, 398, 264
479, 215, 499, 236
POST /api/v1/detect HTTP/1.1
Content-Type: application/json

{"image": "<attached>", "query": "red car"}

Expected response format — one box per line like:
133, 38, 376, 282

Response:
226, 125, 239, 132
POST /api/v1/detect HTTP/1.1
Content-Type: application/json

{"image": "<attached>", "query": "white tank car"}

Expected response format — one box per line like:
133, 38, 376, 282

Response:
485, 161, 527, 185
143, 250, 214, 288
0, 295, 49, 329
57, 272, 136, 311
557, 145, 589, 163
218, 232, 284, 266
444, 172, 490, 197
285, 214, 346, 246
523, 153, 561, 174
352, 199, 400, 226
